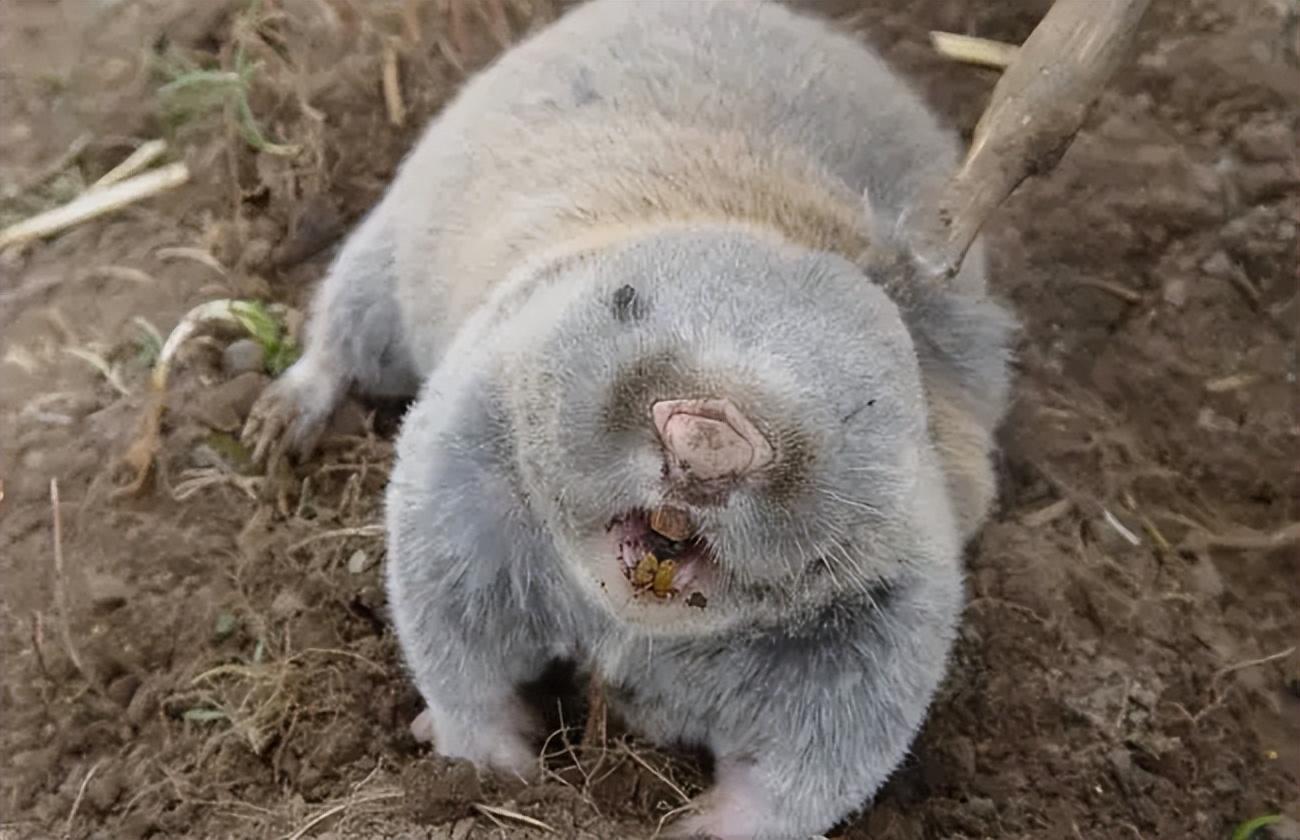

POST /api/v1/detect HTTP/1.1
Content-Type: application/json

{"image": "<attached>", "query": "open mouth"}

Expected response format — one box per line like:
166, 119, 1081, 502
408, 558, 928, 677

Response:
607, 508, 712, 608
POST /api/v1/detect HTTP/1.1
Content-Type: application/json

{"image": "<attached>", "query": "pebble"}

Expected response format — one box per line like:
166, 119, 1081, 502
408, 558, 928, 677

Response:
1162, 278, 1189, 308
87, 572, 131, 612
186, 371, 269, 432
1235, 121, 1295, 163
222, 338, 266, 377
347, 550, 373, 575
1200, 250, 1235, 278
271, 589, 307, 619
106, 674, 141, 708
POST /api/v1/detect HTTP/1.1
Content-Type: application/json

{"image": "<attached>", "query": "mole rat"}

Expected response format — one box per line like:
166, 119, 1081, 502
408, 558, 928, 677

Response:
243, 1, 1016, 836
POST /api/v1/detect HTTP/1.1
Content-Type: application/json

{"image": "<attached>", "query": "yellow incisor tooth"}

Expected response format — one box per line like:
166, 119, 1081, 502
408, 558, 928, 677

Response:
649, 507, 694, 542
651, 559, 677, 598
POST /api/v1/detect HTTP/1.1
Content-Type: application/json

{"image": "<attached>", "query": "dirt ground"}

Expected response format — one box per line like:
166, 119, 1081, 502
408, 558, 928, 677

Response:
1, 0, 1297, 838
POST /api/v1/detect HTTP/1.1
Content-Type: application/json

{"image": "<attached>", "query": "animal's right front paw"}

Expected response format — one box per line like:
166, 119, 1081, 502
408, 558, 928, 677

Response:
408, 700, 540, 782
241, 356, 343, 466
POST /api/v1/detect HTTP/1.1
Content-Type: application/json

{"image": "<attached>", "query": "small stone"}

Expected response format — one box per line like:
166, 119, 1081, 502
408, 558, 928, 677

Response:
271, 589, 307, 619
242, 238, 273, 269
347, 550, 372, 575
1200, 250, 1234, 278
86, 771, 124, 813
213, 611, 238, 640
1235, 122, 1294, 163
106, 674, 141, 708
87, 572, 131, 612
222, 338, 266, 377
186, 371, 269, 432
1162, 278, 1188, 308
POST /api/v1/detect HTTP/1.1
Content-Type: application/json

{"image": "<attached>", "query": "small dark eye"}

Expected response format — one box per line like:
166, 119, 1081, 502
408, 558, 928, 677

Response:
611, 284, 645, 323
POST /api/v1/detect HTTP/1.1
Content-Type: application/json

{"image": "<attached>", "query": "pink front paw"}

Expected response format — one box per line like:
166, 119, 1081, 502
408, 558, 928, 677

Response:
667, 762, 772, 840
407, 700, 540, 781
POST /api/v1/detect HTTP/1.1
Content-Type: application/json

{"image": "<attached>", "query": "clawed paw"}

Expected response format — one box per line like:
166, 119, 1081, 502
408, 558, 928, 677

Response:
240, 358, 341, 467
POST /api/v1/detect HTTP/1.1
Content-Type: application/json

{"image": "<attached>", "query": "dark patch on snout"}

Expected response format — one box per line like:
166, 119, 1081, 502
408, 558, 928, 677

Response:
611, 284, 646, 323
602, 351, 682, 434
764, 425, 813, 503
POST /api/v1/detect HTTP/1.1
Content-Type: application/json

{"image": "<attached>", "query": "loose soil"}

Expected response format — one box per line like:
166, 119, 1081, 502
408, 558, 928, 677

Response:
2, 1, 1297, 838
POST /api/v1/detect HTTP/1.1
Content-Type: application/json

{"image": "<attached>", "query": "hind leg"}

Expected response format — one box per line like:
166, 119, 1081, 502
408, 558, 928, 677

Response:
243, 199, 420, 464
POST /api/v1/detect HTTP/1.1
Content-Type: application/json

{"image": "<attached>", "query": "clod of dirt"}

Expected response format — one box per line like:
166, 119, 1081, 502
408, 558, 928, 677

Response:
399, 757, 483, 823
106, 674, 141, 709
270, 588, 307, 619
86, 769, 125, 814
184, 371, 270, 433
222, 338, 266, 376
87, 571, 131, 612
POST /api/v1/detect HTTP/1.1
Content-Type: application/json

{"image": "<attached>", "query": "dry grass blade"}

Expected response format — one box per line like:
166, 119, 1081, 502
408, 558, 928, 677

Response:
903, 0, 1152, 280
0, 162, 190, 249
9, 132, 91, 196
930, 31, 1020, 69
1212, 646, 1296, 687
472, 803, 555, 833
282, 790, 401, 840
90, 139, 168, 190
62, 760, 103, 838
49, 480, 96, 692
382, 43, 406, 127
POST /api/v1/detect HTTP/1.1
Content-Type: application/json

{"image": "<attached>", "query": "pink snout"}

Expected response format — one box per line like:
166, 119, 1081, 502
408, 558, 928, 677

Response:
652, 399, 774, 481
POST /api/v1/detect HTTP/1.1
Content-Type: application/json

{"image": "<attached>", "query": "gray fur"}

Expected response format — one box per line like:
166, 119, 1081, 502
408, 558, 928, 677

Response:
245, 1, 1017, 837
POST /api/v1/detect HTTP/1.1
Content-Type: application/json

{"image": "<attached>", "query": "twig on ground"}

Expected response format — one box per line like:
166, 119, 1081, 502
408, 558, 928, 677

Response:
8, 132, 92, 197
288, 525, 385, 552
0, 162, 190, 249
382, 43, 406, 127
282, 790, 402, 840
1181, 521, 1300, 552
1212, 646, 1296, 687
929, 31, 1020, 69
472, 803, 555, 833
154, 246, 229, 278
62, 760, 104, 839
1075, 278, 1144, 304
90, 139, 168, 190
50, 480, 96, 691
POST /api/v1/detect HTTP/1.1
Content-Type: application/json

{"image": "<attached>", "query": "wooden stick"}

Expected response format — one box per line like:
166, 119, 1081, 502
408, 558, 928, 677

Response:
903, 0, 1152, 281
930, 31, 1020, 69
0, 162, 190, 249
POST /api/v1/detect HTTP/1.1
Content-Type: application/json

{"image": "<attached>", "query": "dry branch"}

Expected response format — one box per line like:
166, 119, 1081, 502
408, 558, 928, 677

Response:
903, 0, 1152, 281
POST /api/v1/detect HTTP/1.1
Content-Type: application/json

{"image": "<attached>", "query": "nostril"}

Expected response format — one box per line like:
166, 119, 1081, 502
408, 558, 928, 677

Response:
652, 398, 774, 480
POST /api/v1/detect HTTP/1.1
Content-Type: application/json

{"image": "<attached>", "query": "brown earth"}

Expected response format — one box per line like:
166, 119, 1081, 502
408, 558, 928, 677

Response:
2, 0, 1297, 838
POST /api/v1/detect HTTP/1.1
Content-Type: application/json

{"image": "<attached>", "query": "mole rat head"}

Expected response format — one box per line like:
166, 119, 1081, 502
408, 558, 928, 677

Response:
500, 224, 934, 635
